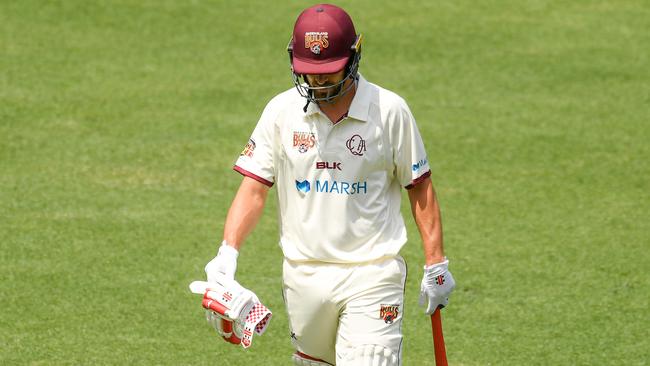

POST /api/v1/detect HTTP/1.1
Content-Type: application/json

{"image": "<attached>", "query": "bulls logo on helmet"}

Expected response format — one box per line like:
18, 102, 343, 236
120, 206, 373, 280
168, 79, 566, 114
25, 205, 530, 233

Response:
305, 31, 329, 55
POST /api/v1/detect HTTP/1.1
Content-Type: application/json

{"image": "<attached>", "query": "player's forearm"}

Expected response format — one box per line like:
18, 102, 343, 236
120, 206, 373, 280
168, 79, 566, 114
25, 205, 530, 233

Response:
223, 177, 269, 250
407, 177, 445, 265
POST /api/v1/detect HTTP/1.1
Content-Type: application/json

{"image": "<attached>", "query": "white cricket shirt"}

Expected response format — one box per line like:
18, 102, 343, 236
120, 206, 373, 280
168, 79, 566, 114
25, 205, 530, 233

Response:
234, 75, 431, 263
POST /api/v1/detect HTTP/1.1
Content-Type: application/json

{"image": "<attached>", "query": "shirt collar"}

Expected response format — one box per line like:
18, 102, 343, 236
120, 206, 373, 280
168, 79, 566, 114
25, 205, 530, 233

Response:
303, 74, 370, 123
347, 74, 370, 122
304, 96, 320, 116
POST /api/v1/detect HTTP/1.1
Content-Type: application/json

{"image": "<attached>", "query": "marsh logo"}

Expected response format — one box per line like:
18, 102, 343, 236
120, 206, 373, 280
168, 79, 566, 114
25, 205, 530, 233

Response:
412, 158, 428, 172
295, 180, 311, 193
295, 179, 367, 195
316, 180, 367, 195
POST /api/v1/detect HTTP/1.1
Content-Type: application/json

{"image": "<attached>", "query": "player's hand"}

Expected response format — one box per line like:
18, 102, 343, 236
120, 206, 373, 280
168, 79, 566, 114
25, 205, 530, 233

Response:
205, 241, 239, 282
190, 278, 272, 348
203, 278, 257, 345
419, 258, 456, 314
206, 309, 245, 345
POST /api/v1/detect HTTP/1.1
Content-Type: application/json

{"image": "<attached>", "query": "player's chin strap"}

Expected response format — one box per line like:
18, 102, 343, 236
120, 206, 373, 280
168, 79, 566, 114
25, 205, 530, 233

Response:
300, 76, 358, 113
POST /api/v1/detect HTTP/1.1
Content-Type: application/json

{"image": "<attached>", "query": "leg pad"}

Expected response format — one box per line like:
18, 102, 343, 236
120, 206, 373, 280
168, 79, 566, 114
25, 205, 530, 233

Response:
292, 352, 332, 366
338, 344, 399, 366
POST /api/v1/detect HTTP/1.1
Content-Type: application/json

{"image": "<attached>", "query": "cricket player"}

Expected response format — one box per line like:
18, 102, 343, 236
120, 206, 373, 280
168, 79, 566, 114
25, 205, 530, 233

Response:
203, 4, 456, 365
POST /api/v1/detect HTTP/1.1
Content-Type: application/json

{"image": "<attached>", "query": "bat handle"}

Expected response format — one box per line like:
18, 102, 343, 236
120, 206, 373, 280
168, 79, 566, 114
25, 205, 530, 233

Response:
431, 306, 448, 366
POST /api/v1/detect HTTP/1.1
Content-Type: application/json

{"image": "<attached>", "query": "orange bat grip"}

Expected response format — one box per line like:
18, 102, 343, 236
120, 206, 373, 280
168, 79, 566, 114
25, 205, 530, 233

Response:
202, 295, 228, 315
431, 307, 448, 366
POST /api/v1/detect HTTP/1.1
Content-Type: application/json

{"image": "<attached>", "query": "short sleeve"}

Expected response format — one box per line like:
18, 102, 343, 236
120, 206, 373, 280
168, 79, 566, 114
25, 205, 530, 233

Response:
390, 98, 431, 189
233, 101, 277, 187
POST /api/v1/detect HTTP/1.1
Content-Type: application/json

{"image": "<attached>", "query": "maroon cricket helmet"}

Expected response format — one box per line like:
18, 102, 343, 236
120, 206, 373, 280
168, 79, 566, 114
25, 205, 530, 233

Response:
290, 4, 357, 75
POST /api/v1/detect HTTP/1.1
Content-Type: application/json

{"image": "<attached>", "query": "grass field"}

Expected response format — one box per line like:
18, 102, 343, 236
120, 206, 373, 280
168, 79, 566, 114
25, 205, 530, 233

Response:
1, 1, 649, 365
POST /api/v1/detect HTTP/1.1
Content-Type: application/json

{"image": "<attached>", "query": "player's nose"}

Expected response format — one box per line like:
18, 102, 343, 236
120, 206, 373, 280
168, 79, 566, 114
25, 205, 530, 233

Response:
314, 74, 328, 85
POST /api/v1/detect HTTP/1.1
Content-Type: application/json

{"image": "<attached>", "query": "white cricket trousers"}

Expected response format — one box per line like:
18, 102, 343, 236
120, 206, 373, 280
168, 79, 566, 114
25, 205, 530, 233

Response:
282, 256, 407, 365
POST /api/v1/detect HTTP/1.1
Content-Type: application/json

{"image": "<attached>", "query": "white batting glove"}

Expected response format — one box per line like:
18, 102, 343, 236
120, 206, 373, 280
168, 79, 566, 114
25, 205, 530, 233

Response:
206, 310, 244, 345
190, 279, 273, 348
205, 241, 239, 282
201, 278, 255, 345
419, 258, 456, 314
213, 278, 257, 322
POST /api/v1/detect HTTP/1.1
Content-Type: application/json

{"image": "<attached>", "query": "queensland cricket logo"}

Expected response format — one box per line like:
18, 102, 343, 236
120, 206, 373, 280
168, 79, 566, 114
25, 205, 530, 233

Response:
305, 32, 329, 55
346, 134, 366, 156
380, 304, 400, 324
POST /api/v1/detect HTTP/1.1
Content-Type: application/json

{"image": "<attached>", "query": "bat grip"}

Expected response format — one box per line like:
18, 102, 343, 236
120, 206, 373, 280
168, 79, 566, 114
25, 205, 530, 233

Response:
431, 306, 448, 366
202, 294, 229, 315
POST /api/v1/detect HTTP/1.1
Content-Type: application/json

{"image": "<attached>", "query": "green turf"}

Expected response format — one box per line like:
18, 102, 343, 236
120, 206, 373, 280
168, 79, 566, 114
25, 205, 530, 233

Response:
1, 0, 648, 365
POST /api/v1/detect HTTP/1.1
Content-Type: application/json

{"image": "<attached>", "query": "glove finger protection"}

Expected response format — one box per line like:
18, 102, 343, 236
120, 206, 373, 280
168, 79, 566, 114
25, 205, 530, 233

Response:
206, 310, 242, 345
419, 258, 456, 314
206, 278, 256, 321
205, 241, 239, 282
190, 279, 273, 349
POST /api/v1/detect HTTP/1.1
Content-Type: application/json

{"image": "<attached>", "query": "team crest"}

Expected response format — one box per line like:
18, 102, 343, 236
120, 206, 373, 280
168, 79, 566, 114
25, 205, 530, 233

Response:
241, 139, 256, 157
346, 134, 366, 156
305, 32, 329, 55
380, 304, 400, 324
293, 131, 316, 153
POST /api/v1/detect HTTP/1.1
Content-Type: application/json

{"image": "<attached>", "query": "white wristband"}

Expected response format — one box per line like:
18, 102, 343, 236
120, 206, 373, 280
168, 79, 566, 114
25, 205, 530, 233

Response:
423, 259, 449, 280
423, 257, 448, 271
218, 240, 239, 258
205, 241, 240, 281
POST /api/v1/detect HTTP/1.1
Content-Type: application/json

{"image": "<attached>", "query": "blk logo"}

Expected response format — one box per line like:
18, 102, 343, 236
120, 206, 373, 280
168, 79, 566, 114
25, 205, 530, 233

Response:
346, 134, 366, 156
295, 180, 311, 193
316, 161, 342, 170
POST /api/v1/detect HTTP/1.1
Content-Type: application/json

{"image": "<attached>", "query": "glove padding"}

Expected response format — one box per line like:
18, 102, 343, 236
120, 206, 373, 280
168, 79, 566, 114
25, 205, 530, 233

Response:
189, 278, 272, 348
419, 259, 456, 314
204, 242, 239, 281
205, 301, 272, 348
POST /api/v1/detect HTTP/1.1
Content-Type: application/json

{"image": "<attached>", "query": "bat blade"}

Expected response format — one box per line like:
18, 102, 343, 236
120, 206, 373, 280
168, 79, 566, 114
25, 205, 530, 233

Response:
431, 307, 448, 366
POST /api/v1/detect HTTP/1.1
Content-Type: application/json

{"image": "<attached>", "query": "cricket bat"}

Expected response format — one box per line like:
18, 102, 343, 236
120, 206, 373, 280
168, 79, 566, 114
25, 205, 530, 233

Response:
431, 307, 448, 366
